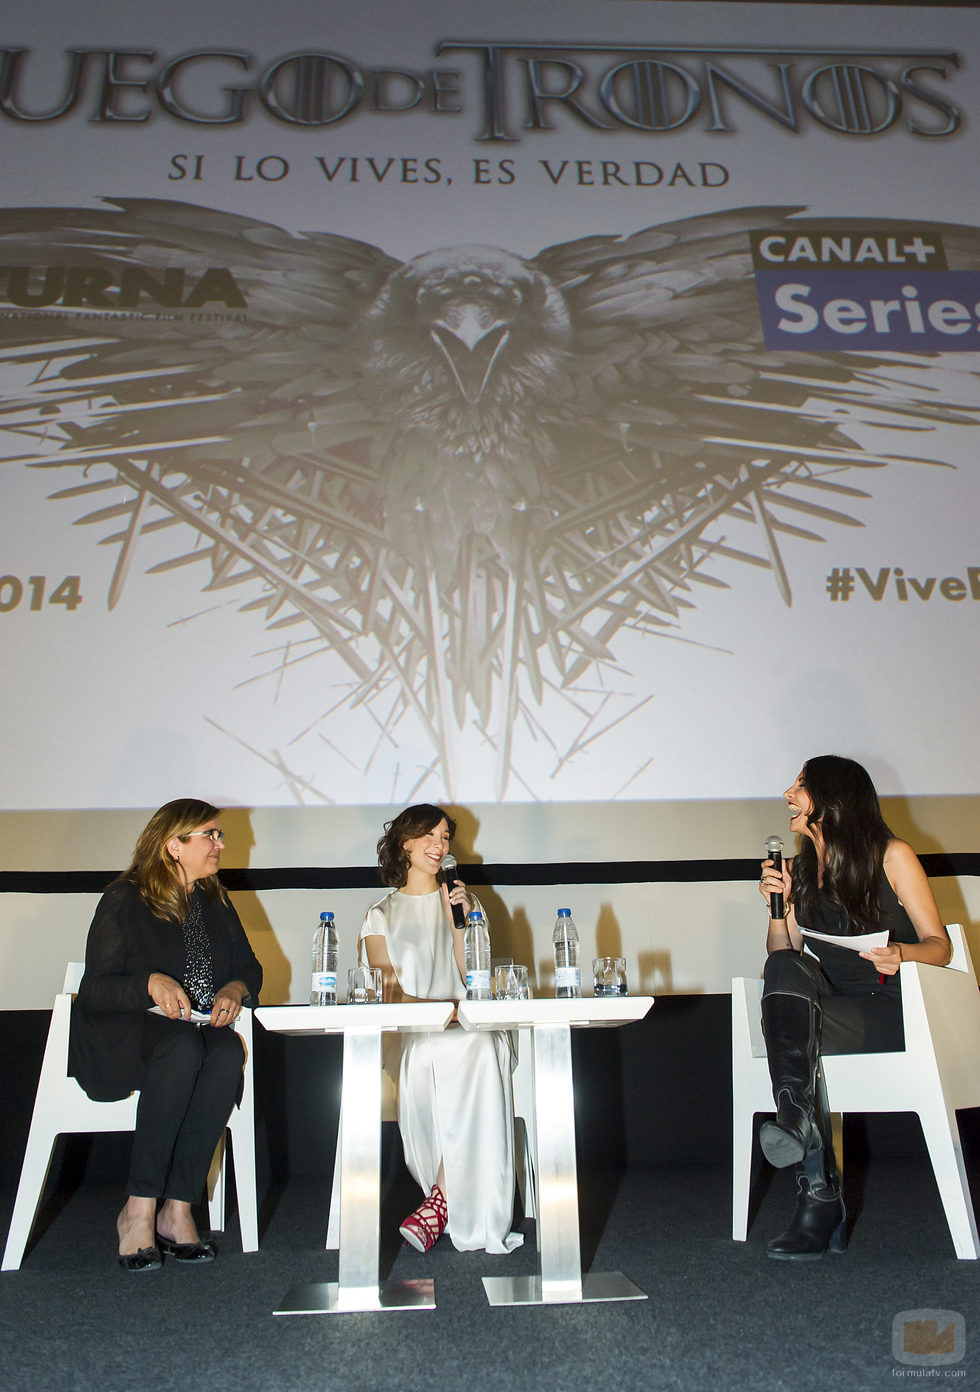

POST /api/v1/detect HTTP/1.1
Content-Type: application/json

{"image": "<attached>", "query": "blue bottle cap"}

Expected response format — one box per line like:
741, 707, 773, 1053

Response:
320, 911, 333, 921
557, 908, 571, 916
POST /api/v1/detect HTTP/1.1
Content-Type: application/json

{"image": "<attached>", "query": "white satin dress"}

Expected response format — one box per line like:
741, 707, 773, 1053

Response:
359, 888, 523, 1254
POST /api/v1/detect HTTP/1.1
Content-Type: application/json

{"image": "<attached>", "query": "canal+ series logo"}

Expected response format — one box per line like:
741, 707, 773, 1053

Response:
752, 226, 980, 352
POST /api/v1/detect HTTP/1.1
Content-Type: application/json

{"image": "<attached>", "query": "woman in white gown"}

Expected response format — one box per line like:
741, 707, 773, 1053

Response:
359, 804, 523, 1254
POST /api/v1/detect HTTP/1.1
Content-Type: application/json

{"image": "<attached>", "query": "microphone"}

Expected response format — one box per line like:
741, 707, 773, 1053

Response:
439, 853, 466, 929
765, 835, 785, 920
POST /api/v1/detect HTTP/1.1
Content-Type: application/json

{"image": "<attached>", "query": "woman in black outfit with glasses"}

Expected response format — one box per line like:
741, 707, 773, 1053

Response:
70, 798, 262, 1271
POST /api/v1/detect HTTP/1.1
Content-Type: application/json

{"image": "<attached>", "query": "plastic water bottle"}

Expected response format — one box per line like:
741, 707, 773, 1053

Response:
464, 909, 492, 1000
311, 911, 339, 1005
553, 908, 581, 998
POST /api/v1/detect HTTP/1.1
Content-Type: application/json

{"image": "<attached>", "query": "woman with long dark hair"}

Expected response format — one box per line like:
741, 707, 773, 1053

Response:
758, 755, 949, 1260
70, 799, 262, 1271
360, 803, 522, 1254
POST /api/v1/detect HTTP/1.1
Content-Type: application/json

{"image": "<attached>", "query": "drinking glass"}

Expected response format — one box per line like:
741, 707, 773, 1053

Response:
593, 956, 628, 997
347, 965, 382, 1003
494, 964, 530, 1000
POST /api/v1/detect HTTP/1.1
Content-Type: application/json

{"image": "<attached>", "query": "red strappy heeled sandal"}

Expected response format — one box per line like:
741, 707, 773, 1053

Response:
399, 1184, 448, 1252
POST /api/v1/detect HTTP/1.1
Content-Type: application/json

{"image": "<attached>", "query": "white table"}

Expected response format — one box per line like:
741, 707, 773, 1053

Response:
457, 995, 654, 1307
255, 1001, 453, 1314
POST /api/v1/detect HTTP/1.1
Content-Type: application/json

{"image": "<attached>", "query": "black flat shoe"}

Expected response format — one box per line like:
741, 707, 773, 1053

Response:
118, 1246, 162, 1272
156, 1236, 216, 1263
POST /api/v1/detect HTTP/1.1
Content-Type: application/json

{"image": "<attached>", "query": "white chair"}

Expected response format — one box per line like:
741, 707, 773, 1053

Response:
324, 1025, 538, 1248
2, 962, 258, 1270
732, 925, 980, 1259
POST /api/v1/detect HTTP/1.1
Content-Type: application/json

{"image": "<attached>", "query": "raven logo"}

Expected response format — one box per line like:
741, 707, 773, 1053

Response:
2, 200, 978, 798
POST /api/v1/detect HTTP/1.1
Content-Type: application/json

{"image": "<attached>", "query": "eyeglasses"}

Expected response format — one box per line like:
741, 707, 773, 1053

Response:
182, 828, 225, 843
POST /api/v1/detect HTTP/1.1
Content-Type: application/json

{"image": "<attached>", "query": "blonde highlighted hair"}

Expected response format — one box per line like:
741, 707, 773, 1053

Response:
122, 797, 227, 922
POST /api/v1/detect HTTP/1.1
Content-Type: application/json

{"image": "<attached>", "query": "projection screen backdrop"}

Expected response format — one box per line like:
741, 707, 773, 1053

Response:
2, 0, 979, 813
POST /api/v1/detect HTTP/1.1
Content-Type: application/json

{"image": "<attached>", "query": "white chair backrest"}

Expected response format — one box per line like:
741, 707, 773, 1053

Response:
944, 924, 969, 974
64, 962, 84, 993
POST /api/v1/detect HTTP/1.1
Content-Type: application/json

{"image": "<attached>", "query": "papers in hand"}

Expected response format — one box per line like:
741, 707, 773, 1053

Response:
148, 1005, 212, 1024
800, 928, 888, 954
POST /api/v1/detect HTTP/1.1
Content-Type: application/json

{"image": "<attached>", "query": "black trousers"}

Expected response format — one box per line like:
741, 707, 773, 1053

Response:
127, 1014, 245, 1203
762, 950, 905, 1054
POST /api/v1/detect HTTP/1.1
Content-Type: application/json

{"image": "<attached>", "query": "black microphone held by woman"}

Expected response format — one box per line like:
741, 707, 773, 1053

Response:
765, 835, 784, 920
438, 852, 467, 929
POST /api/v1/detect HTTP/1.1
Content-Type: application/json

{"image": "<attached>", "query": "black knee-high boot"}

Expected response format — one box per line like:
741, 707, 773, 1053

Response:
767, 1087, 846, 1260
761, 994, 846, 1258
759, 993, 821, 1168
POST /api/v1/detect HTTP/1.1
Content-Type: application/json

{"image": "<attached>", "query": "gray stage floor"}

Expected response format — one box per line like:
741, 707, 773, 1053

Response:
1, 1157, 977, 1392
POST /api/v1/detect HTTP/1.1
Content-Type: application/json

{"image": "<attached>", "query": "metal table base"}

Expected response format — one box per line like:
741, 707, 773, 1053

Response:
457, 999, 654, 1309
482, 1272, 647, 1307
274, 1278, 436, 1315
256, 1004, 451, 1316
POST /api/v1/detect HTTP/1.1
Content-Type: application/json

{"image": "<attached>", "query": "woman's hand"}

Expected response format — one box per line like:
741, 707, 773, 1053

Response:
859, 943, 903, 976
209, 980, 246, 1027
759, 858, 792, 919
443, 878, 473, 924
148, 972, 190, 1020
760, 856, 801, 954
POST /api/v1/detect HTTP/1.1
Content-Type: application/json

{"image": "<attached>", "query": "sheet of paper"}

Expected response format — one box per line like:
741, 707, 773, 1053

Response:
800, 928, 889, 954
148, 1005, 211, 1024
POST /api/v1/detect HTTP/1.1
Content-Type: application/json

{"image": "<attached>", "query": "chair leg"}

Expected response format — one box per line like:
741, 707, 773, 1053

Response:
206, 1135, 227, 1235
1, 1118, 58, 1271
229, 1105, 258, 1253
325, 1109, 342, 1250
830, 1111, 844, 1188
206, 1115, 258, 1251
918, 1098, 980, 1260
203, 1012, 258, 1252
731, 1109, 755, 1242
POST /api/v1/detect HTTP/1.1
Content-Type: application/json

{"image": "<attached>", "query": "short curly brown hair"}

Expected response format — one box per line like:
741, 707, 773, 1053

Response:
377, 804, 457, 888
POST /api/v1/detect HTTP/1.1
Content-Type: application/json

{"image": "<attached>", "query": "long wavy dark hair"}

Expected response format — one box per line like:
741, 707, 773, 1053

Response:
377, 803, 457, 888
121, 797, 227, 921
790, 755, 894, 932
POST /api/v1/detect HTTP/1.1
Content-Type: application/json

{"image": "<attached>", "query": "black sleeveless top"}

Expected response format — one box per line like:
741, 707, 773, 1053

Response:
796, 871, 917, 996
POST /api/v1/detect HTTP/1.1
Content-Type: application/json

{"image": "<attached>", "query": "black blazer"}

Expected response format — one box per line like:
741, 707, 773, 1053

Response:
69, 878, 263, 1101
